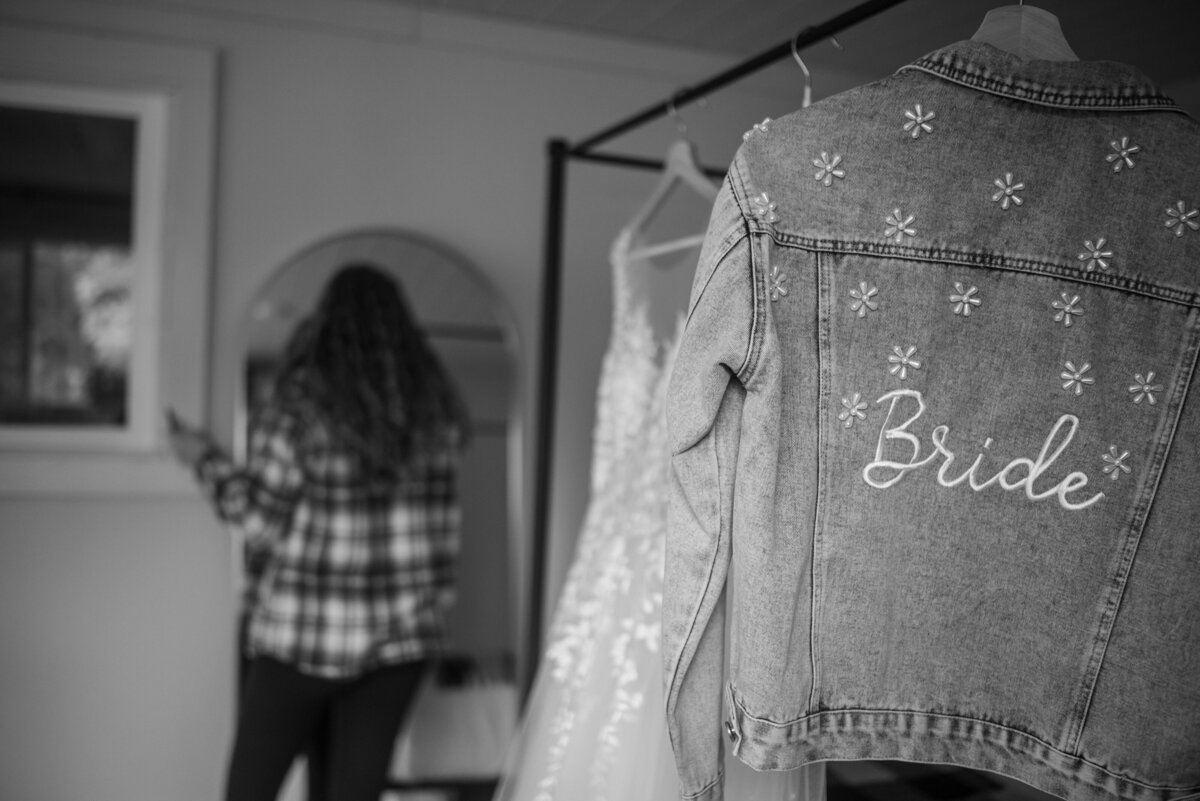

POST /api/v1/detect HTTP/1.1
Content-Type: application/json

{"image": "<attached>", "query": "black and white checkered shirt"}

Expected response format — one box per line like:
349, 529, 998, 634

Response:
195, 396, 460, 679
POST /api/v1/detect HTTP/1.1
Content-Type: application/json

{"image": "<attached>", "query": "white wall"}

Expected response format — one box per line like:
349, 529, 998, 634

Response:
0, 2, 866, 799
0, 497, 237, 801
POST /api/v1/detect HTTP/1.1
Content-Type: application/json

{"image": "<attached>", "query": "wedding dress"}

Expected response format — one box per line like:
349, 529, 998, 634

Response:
493, 228, 825, 801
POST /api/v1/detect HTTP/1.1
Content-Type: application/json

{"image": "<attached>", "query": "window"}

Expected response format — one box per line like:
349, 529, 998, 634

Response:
0, 26, 215, 493
0, 92, 155, 440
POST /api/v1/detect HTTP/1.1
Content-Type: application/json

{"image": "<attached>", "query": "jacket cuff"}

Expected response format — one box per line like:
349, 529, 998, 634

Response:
680, 769, 724, 801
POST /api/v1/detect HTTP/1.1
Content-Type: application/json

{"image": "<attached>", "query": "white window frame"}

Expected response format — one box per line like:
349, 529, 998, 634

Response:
0, 82, 167, 452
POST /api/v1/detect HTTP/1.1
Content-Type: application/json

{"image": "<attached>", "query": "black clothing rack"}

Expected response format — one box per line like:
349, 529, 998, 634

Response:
525, 0, 910, 694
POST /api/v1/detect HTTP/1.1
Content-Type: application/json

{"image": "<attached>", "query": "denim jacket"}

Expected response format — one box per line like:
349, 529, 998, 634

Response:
665, 40, 1200, 801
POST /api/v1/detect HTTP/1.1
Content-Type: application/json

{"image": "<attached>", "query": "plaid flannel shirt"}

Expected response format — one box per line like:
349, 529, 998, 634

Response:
195, 395, 460, 679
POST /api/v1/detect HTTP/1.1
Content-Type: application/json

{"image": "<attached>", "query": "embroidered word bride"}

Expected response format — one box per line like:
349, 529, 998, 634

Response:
862, 389, 1105, 511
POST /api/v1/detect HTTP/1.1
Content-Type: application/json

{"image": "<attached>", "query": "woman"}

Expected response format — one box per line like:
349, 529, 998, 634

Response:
169, 264, 469, 801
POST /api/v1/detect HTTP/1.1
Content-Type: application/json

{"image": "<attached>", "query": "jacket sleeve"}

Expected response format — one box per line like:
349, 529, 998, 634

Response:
194, 401, 304, 552
664, 166, 760, 801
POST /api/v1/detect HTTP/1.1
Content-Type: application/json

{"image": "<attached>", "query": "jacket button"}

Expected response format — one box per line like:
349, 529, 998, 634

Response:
724, 720, 737, 741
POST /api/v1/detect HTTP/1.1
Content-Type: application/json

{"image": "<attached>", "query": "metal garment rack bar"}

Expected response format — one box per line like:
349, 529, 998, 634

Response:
525, 0, 910, 697
571, 0, 909, 156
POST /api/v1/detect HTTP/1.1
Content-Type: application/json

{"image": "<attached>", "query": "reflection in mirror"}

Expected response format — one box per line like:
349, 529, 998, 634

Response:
239, 229, 523, 786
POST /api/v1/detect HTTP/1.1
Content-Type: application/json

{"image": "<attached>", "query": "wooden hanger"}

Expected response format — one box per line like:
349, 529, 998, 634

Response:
624, 137, 719, 261
971, 4, 1078, 61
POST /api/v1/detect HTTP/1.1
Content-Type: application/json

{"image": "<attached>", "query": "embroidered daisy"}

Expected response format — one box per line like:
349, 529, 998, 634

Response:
1052, 293, 1084, 327
742, 117, 771, 141
903, 104, 935, 138
1060, 361, 1094, 395
949, 283, 981, 316
1077, 239, 1113, 272
838, 393, 868, 427
887, 345, 922, 380
992, 173, 1025, 210
769, 265, 788, 301
1106, 136, 1139, 172
812, 152, 845, 187
1165, 200, 1199, 237
751, 192, 779, 224
884, 209, 916, 242
1100, 446, 1131, 480
849, 282, 879, 317
1128, 372, 1164, 405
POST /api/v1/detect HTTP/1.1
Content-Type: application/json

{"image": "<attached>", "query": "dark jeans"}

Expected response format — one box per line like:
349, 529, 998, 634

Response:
224, 655, 425, 801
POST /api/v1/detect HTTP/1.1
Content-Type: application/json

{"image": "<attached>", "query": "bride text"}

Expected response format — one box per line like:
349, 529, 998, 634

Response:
862, 389, 1105, 511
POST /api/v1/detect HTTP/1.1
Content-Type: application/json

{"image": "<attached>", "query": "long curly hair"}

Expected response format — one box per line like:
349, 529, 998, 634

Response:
274, 263, 469, 478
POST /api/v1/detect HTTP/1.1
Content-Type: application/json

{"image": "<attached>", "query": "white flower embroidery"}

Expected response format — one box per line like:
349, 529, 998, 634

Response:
742, 117, 771, 141
1060, 361, 1094, 395
838, 393, 868, 427
887, 345, 922, 380
751, 192, 779, 223
769, 265, 788, 301
1100, 445, 1131, 481
903, 104, 935, 138
949, 283, 981, 316
813, 152, 845, 186
1052, 292, 1084, 327
1165, 200, 1199, 237
992, 173, 1025, 209
1128, 372, 1164, 405
849, 282, 879, 317
1106, 136, 1139, 172
1077, 238, 1113, 272
884, 208, 916, 242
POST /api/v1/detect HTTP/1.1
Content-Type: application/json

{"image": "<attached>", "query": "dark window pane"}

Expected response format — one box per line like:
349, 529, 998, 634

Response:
0, 104, 136, 427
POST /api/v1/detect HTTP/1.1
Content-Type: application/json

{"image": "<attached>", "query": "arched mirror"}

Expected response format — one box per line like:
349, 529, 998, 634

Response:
237, 228, 523, 789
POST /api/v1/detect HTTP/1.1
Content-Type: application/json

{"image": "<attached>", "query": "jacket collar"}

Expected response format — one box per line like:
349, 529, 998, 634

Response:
899, 40, 1184, 114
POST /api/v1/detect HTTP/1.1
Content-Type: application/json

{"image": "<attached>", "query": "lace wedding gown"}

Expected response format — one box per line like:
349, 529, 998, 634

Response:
494, 229, 825, 801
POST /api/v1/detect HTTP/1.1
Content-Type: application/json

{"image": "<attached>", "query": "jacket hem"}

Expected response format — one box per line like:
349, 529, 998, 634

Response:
729, 705, 1199, 801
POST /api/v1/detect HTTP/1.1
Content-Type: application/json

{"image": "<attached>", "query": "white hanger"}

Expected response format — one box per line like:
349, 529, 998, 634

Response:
624, 102, 720, 261
971, 3, 1079, 61
792, 34, 813, 109
792, 32, 843, 109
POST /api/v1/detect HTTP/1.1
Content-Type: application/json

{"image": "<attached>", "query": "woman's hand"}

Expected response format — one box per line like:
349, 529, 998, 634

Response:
165, 408, 213, 466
